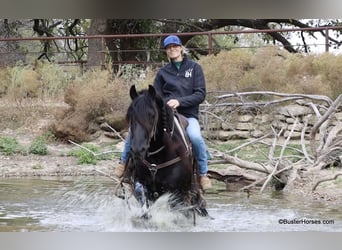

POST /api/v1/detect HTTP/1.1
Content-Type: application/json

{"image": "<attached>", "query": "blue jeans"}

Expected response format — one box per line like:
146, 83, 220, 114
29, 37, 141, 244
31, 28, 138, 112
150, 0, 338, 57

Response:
120, 117, 208, 176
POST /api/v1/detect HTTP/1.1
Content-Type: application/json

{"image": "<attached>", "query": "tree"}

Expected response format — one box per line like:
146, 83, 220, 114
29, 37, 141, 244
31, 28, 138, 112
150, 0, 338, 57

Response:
2, 19, 342, 69
0, 19, 26, 65
85, 19, 342, 68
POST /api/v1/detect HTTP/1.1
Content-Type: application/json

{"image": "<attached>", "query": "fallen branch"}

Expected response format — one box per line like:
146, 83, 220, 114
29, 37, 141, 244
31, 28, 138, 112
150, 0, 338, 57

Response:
221, 154, 272, 174
301, 115, 314, 164
310, 94, 342, 159
311, 172, 342, 191
93, 169, 120, 182
217, 91, 332, 103
240, 164, 294, 191
103, 122, 126, 142
207, 170, 255, 184
68, 139, 120, 156
225, 132, 272, 154
260, 119, 298, 192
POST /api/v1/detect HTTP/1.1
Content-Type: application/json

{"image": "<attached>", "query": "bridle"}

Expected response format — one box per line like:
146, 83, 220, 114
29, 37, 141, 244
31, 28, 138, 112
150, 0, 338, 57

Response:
141, 111, 191, 194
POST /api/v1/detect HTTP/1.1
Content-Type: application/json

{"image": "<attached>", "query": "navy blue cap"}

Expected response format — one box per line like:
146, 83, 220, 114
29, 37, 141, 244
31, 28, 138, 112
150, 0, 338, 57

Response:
163, 35, 182, 48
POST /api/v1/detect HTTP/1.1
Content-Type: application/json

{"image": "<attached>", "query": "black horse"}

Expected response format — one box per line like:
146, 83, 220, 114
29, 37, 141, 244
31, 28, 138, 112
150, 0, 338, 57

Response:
121, 85, 208, 219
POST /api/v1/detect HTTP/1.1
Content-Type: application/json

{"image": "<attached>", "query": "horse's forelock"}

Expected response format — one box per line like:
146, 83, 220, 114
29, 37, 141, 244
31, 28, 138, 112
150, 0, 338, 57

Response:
127, 90, 159, 132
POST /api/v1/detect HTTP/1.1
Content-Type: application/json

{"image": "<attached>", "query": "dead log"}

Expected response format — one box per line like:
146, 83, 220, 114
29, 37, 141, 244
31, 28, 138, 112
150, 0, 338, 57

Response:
207, 170, 255, 191
207, 169, 255, 183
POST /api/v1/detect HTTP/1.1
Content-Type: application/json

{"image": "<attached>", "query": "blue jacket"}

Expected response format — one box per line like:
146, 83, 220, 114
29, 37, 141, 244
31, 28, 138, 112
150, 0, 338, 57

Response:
153, 56, 206, 119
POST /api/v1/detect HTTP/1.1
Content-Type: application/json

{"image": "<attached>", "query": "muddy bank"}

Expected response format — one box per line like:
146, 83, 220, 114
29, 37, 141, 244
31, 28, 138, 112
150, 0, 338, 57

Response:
0, 154, 116, 178
0, 128, 120, 178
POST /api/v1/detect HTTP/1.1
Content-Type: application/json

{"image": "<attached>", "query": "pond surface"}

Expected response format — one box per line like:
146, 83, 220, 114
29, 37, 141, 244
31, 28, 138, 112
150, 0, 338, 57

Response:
0, 177, 341, 232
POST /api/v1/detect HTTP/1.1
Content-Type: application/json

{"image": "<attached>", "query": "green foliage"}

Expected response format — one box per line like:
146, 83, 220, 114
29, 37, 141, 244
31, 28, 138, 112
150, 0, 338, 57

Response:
210, 140, 304, 163
0, 136, 19, 155
29, 136, 47, 155
34, 61, 73, 98
2, 61, 79, 100
29, 132, 55, 155
68, 143, 100, 165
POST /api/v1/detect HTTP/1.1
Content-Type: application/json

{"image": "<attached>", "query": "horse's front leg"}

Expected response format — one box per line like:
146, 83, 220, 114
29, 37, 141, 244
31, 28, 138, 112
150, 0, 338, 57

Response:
134, 181, 150, 219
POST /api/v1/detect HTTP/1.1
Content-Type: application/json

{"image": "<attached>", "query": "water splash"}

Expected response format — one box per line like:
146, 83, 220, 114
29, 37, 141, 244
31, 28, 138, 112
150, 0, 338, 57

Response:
40, 179, 197, 231
2, 178, 341, 232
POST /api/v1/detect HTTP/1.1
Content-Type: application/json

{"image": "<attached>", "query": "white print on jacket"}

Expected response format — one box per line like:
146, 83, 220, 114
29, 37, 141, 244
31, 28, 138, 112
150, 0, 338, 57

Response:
185, 68, 193, 78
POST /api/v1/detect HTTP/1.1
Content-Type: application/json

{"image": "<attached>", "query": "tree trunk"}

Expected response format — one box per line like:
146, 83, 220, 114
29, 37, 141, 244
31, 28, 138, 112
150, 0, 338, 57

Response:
86, 19, 109, 69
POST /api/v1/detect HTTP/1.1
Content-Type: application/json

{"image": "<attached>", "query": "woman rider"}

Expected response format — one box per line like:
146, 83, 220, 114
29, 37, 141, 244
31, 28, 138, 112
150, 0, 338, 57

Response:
114, 35, 211, 190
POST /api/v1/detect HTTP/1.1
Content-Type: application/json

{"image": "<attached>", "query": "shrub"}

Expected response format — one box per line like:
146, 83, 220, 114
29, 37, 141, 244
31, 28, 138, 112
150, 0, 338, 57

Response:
8, 64, 41, 99
50, 69, 131, 142
0, 136, 19, 155
68, 143, 100, 165
199, 46, 341, 98
29, 136, 48, 155
29, 132, 55, 155
200, 49, 253, 92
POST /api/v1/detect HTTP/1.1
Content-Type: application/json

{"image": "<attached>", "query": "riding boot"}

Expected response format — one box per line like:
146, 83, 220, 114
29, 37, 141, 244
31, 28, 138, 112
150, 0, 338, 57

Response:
114, 161, 134, 184
114, 163, 125, 179
200, 175, 212, 190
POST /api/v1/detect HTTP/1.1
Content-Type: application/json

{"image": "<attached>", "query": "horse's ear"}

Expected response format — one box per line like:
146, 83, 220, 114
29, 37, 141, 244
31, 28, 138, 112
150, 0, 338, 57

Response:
130, 85, 138, 100
148, 85, 164, 107
148, 85, 156, 99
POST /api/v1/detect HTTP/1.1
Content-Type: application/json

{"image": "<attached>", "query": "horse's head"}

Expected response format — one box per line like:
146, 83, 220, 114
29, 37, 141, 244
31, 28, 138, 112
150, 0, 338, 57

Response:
126, 85, 163, 161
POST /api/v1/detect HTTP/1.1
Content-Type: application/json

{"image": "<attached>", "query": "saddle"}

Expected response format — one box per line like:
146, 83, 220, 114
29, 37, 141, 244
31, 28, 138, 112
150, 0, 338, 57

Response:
173, 112, 191, 153
174, 112, 188, 129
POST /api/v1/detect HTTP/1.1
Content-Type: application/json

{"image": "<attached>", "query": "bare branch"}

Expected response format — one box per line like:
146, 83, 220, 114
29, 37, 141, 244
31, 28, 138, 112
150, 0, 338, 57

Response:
68, 140, 119, 156
260, 119, 298, 192
103, 122, 126, 142
310, 94, 342, 159
240, 164, 294, 191
301, 115, 314, 163
221, 154, 272, 174
225, 132, 272, 154
312, 172, 342, 191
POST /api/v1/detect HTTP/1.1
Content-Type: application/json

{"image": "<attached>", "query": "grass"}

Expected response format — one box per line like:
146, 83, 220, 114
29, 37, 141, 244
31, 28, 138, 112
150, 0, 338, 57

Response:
0, 136, 27, 155
209, 139, 305, 163
29, 132, 54, 155
0, 136, 20, 155
67, 143, 116, 165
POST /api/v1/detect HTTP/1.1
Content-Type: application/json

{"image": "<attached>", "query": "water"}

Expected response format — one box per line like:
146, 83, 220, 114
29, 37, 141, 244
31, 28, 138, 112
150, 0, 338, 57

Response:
0, 177, 341, 232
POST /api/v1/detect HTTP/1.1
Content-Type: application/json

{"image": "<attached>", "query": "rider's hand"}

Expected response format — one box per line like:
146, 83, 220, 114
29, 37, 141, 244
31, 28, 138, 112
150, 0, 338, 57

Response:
167, 99, 180, 109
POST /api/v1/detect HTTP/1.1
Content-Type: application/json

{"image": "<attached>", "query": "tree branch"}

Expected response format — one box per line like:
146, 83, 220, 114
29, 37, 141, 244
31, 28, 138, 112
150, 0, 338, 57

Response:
312, 172, 342, 191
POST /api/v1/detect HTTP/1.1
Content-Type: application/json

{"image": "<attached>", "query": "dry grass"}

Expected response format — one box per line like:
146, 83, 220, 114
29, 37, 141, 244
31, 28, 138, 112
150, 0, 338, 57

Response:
200, 47, 342, 98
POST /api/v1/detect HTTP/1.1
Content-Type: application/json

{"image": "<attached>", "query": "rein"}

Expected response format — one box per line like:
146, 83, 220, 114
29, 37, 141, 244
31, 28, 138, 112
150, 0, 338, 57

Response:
146, 111, 175, 157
